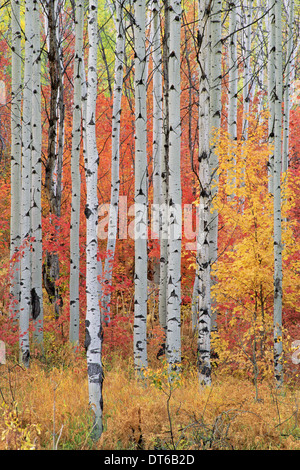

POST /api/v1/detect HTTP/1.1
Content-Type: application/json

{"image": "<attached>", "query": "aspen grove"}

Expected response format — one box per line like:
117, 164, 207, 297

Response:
0, 0, 300, 450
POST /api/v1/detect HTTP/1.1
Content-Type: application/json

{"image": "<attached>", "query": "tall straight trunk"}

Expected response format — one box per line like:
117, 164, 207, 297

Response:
268, 0, 275, 192
197, 0, 212, 386
273, 0, 283, 388
282, 0, 294, 175
166, 0, 182, 371
102, 0, 125, 324
228, 0, 238, 143
10, 0, 22, 321
151, 0, 163, 288
159, 0, 170, 334
31, 0, 43, 346
209, 0, 221, 332
133, 0, 148, 374
85, 0, 103, 441
20, 0, 33, 368
242, 0, 252, 141
69, 0, 84, 346
44, 0, 63, 318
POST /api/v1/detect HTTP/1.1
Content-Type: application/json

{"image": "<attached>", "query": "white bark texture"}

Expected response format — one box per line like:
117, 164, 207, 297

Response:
166, 0, 182, 370
20, 0, 33, 368
268, 0, 275, 192
102, 0, 125, 324
134, 0, 148, 374
10, 0, 22, 321
273, 0, 283, 387
31, 0, 43, 345
242, 0, 252, 141
159, 0, 170, 333
70, 0, 84, 346
282, 0, 294, 174
85, 0, 103, 440
197, 0, 212, 387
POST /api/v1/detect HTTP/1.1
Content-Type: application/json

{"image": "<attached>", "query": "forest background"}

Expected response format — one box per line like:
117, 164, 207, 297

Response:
0, 0, 300, 450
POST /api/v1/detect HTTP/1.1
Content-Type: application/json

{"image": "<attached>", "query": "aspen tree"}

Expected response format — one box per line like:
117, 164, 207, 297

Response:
197, 0, 212, 386
69, 0, 84, 346
151, 0, 163, 289
242, 0, 252, 141
133, 0, 148, 374
20, 0, 33, 368
159, 0, 170, 333
102, 0, 125, 324
268, 0, 275, 192
10, 0, 22, 321
228, 0, 238, 145
166, 0, 182, 371
282, 0, 294, 175
85, 0, 103, 440
209, 0, 221, 332
31, 0, 43, 346
273, 0, 283, 387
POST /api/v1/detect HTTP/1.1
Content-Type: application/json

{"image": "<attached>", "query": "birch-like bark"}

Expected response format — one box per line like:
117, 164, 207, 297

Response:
102, 0, 125, 324
242, 0, 252, 141
10, 0, 22, 321
209, 0, 221, 332
282, 0, 294, 175
166, 0, 182, 371
69, 0, 84, 346
228, 0, 238, 143
159, 0, 170, 333
268, 0, 275, 192
20, 0, 33, 368
31, 0, 43, 345
197, 0, 212, 386
273, 0, 283, 388
133, 0, 148, 374
85, 0, 103, 440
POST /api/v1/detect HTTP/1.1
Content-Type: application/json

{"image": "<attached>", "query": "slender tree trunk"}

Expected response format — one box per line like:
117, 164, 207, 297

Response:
242, 0, 252, 141
268, 0, 275, 193
102, 0, 126, 324
166, 0, 182, 371
69, 0, 84, 346
159, 0, 170, 334
273, 0, 283, 388
197, 0, 212, 387
31, 0, 43, 346
10, 0, 22, 321
151, 0, 163, 290
282, 0, 294, 175
20, 0, 33, 368
133, 0, 148, 375
209, 0, 221, 332
85, 0, 103, 441
44, 0, 63, 319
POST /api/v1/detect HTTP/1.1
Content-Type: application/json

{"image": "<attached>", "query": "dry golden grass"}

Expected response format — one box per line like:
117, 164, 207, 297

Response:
1, 348, 300, 450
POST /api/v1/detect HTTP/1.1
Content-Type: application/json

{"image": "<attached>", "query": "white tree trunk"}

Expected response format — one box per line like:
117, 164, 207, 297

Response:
20, 0, 33, 368
31, 0, 43, 346
134, 0, 148, 374
273, 0, 283, 387
102, 0, 125, 324
151, 0, 163, 288
159, 0, 170, 334
242, 0, 252, 141
268, 0, 275, 192
85, 0, 103, 440
166, 0, 182, 371
69, 0, 84, 347
10, 0, 22, 322
282, 0, 294, 175
209, 0, 221, 332
197, 0, 211, 387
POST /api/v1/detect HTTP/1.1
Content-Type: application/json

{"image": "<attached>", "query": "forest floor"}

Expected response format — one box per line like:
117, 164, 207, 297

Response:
0, 332, 300, 451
